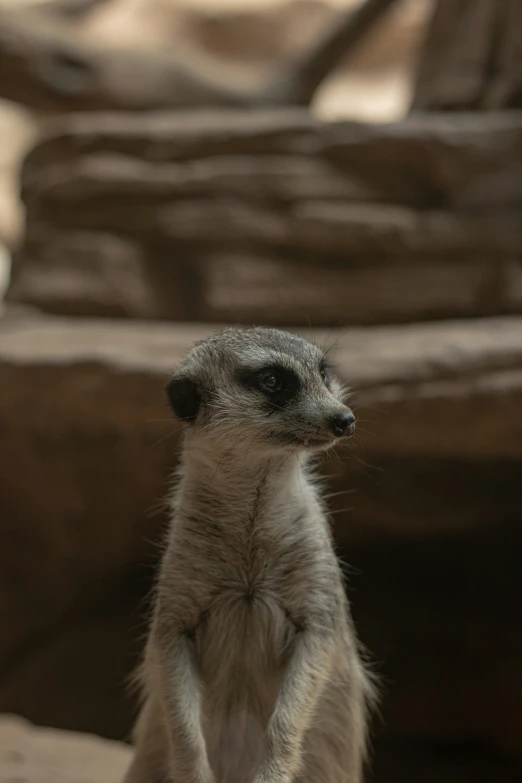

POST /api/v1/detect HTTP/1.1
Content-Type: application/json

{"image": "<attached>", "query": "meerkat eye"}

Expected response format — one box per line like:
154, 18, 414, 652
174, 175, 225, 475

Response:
237, 364, 300, 404
257, 370, 283, 393
319, 362, 330, 386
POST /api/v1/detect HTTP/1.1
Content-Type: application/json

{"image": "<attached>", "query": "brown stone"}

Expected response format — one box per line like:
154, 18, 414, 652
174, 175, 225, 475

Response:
412, 0, 522, 111
8, 229, 165, 318
7, 225, 204, 320
24, 152, 371, 204
0, 715, 130, 782
23, 110, 522, 210
36, 191, 521, 257
22, 110, 321, 171
10, 110, 522, 324
0, 4, 252, 114
0, 0, 409, 114
322, 112, 522, 210
199, 250, 500, 326
182, 0, 333, 64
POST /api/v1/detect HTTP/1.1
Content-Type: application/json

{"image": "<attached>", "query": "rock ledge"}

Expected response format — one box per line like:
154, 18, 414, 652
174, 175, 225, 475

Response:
0, 714, 130, 782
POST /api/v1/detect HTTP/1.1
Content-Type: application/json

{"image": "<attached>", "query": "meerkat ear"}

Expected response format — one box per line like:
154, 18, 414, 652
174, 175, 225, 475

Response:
166, 375, 202, 423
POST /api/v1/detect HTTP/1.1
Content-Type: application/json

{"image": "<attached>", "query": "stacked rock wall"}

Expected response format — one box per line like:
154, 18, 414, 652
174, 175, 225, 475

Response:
8, 109, 522, 325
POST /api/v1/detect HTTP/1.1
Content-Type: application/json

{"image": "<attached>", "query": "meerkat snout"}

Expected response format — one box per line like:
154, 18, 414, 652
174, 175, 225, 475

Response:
330, 409, 356, 438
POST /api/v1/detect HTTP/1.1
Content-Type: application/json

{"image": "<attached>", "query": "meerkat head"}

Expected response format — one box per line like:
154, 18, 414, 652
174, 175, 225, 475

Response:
166, 327, 354, 455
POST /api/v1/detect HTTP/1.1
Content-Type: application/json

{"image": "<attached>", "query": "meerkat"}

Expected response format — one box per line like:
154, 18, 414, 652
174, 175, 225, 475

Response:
123, 327, 376, 783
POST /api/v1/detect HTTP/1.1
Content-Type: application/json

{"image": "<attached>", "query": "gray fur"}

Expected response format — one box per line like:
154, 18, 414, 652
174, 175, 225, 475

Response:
124, 327, 377, 783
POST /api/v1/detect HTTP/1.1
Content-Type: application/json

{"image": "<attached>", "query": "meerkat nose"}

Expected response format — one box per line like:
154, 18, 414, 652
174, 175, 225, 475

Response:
330, 410, 355, 437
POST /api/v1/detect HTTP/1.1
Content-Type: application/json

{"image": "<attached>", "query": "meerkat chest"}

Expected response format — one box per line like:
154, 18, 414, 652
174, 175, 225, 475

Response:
191, 514, 336, 658
210, 513, 332, 602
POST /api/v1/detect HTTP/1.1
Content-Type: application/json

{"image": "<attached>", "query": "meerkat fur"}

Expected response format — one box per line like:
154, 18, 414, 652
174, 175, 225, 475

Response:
123, 326, 377, 783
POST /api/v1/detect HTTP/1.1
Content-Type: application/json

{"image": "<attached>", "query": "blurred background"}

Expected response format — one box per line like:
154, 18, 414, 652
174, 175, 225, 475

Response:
0, 0, 521, 781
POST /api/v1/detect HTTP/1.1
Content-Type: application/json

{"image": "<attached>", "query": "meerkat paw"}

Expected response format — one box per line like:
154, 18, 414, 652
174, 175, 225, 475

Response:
253, 771, 292, 783
171, 766, 216, 783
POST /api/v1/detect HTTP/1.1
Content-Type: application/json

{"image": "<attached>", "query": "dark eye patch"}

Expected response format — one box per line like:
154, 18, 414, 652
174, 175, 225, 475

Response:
237, 364, 301, 409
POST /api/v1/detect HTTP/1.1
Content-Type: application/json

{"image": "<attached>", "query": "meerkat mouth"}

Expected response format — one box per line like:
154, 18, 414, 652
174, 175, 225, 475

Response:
305, 437, 341, 451
272, 432, 341, 450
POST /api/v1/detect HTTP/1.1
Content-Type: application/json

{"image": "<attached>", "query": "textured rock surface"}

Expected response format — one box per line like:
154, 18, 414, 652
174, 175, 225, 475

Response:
413, 0, 522, 111
9, 109, 522, 324
8, 229, 187, 318
0, 0, 422, 114
0, 715, 130, 782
